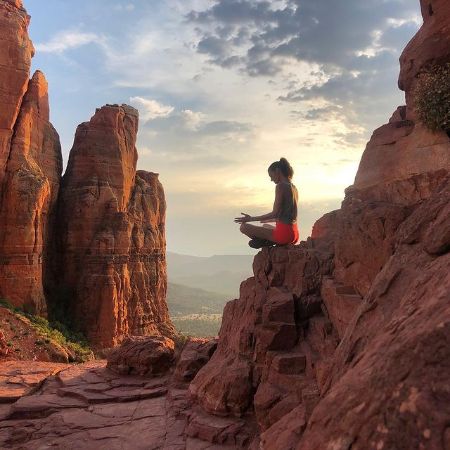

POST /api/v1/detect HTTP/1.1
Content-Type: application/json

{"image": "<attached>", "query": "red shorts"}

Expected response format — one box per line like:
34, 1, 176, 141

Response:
272, 221, 299, 245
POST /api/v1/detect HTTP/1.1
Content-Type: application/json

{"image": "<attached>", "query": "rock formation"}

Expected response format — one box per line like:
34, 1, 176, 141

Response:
106, 335, 175, 376
0, 0, 174, 348
0, 0, 448, 447
54, 104, 174, 348
0, 0, 62, 314
189, 1, 450, 448
0, 0, 34, 176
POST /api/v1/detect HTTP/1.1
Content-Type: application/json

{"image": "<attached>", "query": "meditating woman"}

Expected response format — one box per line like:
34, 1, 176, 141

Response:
235, 157, 299, 248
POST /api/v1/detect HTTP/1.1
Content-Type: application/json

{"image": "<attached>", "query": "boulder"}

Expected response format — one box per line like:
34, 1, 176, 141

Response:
106, 335, 175, 376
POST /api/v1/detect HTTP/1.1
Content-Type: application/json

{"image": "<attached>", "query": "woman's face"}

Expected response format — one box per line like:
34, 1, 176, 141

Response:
268, 168, 280, 183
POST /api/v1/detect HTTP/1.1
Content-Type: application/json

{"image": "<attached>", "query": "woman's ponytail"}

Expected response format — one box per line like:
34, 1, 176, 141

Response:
279, 157, 294, 179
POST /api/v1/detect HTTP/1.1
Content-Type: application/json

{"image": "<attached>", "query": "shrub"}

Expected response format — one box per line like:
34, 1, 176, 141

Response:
414, 62, 450, 133
0, 299, 92, 362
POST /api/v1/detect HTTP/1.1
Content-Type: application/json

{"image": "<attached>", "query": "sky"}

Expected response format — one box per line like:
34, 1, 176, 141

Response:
25, 0, 422, 256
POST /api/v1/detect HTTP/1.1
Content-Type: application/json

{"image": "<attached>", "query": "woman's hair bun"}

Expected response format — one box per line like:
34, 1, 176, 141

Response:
271, 157, 294, 179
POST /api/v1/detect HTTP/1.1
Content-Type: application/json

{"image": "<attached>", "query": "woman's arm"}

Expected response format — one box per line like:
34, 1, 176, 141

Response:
235, 184, 283, 223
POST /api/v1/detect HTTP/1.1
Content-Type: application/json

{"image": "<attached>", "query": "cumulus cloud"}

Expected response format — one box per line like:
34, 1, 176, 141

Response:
129, 96, 175, 121
35, 31, 103, 54
180, 109, 205, 130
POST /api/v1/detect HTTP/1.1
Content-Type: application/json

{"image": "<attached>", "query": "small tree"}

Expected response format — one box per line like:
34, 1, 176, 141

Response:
414, 62, 450, 134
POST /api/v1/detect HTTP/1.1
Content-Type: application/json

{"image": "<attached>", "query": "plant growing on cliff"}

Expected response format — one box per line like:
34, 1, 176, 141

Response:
0, 299, 92, 362
414, 63, 450, 134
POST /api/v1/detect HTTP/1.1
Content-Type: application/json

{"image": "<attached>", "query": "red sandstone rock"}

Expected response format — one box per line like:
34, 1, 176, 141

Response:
332, 194, 409, 297
0, 1, 62, 314
56, 104, 174, 348
289, 179, 450, 450
0, 0, 34, 182
189, 6, 450, 449
0, 360, 188, 449
174, 338, 218, 382
0, 71, 62, 314
189, 247, 331, 419
353, 120, 449, 192
0, 331, 8, 358
354, 0, 450, 192
320, 277, 362, 338
0, 0, 174, 346
106, 335, 175, 376
0, 360, 69, 403
399, 0, 450, 95
0, 0, 449, 448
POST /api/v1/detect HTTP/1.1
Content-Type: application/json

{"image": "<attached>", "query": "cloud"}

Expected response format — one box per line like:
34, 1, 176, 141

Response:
129, 96, 175, 121
35, 31, 103, 54
186, 0, 420, 134
188, 0, 419, 75
113, 3, 135, 12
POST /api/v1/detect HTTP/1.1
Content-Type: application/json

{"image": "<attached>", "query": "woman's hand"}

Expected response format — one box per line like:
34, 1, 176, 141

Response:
234, 212, 252, 223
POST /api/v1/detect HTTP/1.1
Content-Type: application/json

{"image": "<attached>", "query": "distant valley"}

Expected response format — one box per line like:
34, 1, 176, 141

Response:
166, 252, 254, 336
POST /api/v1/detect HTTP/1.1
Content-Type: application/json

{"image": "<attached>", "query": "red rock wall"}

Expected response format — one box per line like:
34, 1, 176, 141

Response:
190, 3, 450, 448
55, 104, 174, 348
354, 0, 450, 192
0, 0, 62, 314
0, 0, 34, 183
0, 1, 174, 348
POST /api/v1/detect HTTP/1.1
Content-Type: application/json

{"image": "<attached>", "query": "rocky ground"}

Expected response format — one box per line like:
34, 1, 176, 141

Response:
0, 338, 256, 450
0, 0, 449, 448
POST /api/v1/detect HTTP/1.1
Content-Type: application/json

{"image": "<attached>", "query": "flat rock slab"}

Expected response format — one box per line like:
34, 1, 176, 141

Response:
0, 360, 220, 449
0, 360, 70, 403
0, 358, 250, 449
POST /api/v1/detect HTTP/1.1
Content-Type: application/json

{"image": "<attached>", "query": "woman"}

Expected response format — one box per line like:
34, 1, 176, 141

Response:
235, 157, 299, 248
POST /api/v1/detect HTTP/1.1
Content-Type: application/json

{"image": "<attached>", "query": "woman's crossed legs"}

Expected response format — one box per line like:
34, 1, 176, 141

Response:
239, 222, 275, 242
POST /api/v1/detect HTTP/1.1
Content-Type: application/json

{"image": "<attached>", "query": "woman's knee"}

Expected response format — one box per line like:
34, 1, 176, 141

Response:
240, 223, 248, 233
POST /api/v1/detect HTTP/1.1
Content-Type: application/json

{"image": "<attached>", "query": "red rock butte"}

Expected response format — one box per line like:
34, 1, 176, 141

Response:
0, 0, 449, 448
0, 0, 174, 348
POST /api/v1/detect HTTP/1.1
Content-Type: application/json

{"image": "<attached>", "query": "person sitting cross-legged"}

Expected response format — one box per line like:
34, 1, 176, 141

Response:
234, 157, 299, 249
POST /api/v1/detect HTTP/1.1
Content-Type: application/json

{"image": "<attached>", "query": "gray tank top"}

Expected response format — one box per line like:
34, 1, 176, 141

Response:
278, 181, 298, 224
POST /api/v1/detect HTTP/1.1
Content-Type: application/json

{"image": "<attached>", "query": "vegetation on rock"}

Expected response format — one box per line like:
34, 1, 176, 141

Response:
414, 62, 450, 133
0, 299, 92, 362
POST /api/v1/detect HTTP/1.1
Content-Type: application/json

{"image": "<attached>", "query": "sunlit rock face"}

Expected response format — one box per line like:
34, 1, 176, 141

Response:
0, 0, 34, 183
190, 2, 450, 448
0, 0, 62, 314
55, 104, 175, 349
0, 1, 174, 348
354, 0, 450, 193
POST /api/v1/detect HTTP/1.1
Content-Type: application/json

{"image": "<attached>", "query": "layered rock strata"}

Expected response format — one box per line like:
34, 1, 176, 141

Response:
0, 0, 62, 314
55, 104, 174, 348
0, 0, 174, 348
0, 0, 34, 179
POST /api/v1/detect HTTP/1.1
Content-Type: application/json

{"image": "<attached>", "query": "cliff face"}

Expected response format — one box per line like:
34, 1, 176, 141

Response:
190, 1, 450, 448
0, 1, 174, 348
0, 0, 34, 180
55, 105, 174, 348
0, 0, 62, 314
355, 0, 450, 193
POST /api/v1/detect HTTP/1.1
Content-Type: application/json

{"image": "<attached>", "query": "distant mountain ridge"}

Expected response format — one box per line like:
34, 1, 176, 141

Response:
167, 251, 254, 297
167, 282, 229, 317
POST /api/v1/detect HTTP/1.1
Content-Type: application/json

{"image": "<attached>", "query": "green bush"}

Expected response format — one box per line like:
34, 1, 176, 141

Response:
414, 62, 450, 133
